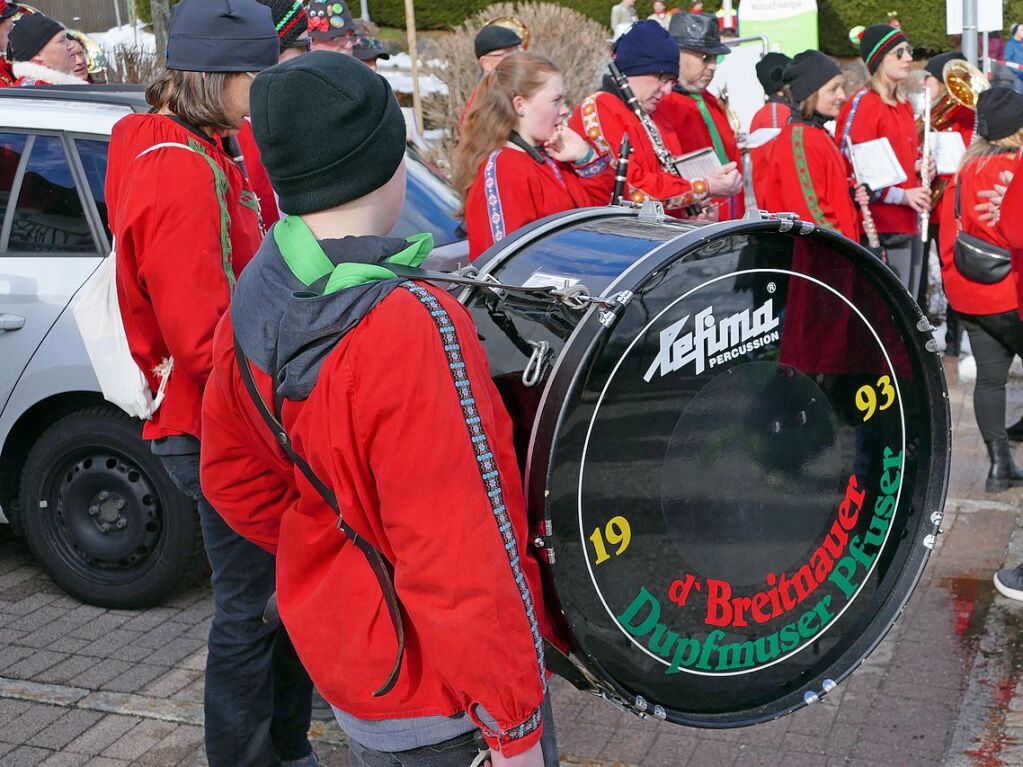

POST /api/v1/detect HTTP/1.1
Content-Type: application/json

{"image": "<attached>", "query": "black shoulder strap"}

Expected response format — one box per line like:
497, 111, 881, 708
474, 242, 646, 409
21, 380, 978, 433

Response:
955, 178, 961, 220
233, 336, 404, 698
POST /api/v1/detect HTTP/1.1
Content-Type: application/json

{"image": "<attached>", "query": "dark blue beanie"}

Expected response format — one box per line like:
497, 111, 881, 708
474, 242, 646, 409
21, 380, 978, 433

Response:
613, 20, 680, 78
167, 0, 279, 73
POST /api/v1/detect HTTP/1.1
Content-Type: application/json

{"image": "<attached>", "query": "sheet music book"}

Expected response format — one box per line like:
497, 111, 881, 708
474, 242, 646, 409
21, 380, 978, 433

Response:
743, 128, 781, 149
849, 138, 907, 190
674, 147, 722, 180
932, 131, 967, 176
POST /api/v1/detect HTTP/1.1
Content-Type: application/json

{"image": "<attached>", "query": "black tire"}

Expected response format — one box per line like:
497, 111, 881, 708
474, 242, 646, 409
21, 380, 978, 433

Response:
19, 406, 204, 608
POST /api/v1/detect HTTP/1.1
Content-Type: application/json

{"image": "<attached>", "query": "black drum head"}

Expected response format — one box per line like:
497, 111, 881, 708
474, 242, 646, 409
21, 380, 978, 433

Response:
539, 224, 949, 727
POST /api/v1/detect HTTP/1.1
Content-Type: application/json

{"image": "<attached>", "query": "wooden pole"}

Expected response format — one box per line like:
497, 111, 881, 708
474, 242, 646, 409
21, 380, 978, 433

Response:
404, 0, 424, 135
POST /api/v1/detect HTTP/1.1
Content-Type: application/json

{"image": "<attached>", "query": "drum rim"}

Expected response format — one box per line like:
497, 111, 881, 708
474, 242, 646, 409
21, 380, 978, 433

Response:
521, 216, 950, 726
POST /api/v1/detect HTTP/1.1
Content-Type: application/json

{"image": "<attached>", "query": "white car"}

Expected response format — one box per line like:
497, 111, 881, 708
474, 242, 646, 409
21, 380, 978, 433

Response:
0, 84, 466, 607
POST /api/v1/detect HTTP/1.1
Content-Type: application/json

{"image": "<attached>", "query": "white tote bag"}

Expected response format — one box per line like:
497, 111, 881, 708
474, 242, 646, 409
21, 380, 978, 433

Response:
73, 246, 172, 420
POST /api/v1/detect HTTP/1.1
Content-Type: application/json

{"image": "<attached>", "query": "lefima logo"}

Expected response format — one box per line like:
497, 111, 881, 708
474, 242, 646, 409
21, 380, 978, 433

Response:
643, 299, 781, 381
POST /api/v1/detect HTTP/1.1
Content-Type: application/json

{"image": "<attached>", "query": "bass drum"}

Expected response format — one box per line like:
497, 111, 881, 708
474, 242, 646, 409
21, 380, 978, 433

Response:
459, 207, 950, 728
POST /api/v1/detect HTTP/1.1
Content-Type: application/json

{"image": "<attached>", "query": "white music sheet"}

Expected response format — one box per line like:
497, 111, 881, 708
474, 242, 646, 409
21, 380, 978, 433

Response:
849, 138, 908, 190
675, 147, 723, 180
932, 131, 967, 176
743, 128, 781, 149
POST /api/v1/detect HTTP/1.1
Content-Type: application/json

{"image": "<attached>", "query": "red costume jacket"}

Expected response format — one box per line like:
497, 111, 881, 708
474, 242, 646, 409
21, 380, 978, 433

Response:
749, 98, 791, 208
465, 145, 614, 259
235, 119, 281, 228
568, 90, 700, 216
940, 152, 1018, 316
998, 150, 1023, 316
835, 89, 920, 235
653, 88, 745, 220
0, 58, 15, 87
106, 114, 262, 441
201, 281, 552, 756
763, 120, 860, 240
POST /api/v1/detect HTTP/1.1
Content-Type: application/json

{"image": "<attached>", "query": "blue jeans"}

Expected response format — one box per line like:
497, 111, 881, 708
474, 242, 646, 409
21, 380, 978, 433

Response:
158, 449, 314, 767
347, 693, 559, 767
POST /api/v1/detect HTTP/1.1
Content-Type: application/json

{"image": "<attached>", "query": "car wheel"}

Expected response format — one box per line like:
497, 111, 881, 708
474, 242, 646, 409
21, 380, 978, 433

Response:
19, 406, 204, 608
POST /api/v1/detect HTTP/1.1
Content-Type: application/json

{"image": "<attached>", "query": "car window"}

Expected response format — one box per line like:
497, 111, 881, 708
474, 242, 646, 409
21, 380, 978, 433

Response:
392, 150, 463, 246
75, 138, 110, 240
0, 132, 28, 237
5, 134, 97, 254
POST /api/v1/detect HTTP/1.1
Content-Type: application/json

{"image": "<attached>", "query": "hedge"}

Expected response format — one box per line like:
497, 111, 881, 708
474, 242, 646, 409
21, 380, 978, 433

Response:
368, 0, 1023, 55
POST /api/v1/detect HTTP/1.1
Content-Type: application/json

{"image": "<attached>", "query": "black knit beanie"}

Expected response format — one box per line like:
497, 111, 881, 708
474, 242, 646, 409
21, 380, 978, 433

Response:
977, 87, 1023, 141
756, 52, 791, 94
8, 12, 64, 63
859, 24, 908, 74
924, 51, 965, 81
257, 0, 308, 49
783, 50, 842, 104
167, 0, 279, 73
250, 51, 405, 215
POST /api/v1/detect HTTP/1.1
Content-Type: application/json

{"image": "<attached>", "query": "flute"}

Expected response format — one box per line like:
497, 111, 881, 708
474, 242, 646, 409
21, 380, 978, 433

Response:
920, 93, 932, 242
844, 136, 881, 251
612, 133, 631, 206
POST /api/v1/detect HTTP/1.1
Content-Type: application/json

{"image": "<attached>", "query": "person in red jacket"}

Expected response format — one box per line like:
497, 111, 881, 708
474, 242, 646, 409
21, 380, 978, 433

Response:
763, 51, 865, 240
938, 88, 1023, 495
106, 2, 317, 765
654, 12, 744, 221
748, 52, 791, 208
202, 51, 555, 766
456, 53, 615, 259
0, 1, 19, 87
836, 24, 933, 300
568, 20, 738, 218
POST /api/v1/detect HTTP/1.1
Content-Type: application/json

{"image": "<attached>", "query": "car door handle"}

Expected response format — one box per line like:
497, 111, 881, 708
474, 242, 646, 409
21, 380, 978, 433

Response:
0, 314, 25, 331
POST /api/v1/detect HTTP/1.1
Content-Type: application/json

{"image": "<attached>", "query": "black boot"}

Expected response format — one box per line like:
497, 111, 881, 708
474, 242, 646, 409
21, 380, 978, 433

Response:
1008, 418, 1023, 443
986, 438, 1023, 493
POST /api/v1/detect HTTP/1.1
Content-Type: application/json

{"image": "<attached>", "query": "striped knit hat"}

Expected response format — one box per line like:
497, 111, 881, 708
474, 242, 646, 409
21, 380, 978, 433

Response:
258, 0, 308, 48
859, 24, 908, 74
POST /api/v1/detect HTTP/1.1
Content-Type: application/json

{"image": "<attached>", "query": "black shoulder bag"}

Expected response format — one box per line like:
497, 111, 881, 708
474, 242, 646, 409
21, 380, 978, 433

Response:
953, 179, 1012, 284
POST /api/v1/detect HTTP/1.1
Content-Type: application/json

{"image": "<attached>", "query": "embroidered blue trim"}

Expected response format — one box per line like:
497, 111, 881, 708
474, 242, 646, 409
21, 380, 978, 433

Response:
542, 156, 565, 188
841, 89, 869, 162
400, 281, 545, 744
573, 153, 610, 179
484, 150, 507, 244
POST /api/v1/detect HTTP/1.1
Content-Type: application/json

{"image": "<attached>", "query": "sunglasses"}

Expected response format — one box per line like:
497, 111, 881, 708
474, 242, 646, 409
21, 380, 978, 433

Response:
688, 51, 727, 66
890, 45, 914, 60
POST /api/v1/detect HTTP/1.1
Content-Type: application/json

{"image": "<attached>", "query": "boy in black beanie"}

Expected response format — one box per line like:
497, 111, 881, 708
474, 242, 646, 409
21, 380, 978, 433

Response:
201, 51, 556, 767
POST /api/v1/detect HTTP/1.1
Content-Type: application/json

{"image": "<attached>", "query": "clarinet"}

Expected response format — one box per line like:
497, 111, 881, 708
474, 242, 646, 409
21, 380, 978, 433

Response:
608, 61, 681, 178
607, 62, 703, 217
844, 136, 881, 251
612, 133, 631, 205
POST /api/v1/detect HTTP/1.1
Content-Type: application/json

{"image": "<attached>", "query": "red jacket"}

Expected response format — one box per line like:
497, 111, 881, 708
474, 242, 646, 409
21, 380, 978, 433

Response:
998, 150, 1023, 316
106, 114, 262, 440
0, 59, 15, 87
235, 119, 281, 228
940, 152, 1019, 316
465, 145, 615, 259
653, 88, 745, 220
749, 98, 791, 208
568, 90, 699, 216
201, 282, 552, 756
835, 89, 920, 235
763, 120, 860, 241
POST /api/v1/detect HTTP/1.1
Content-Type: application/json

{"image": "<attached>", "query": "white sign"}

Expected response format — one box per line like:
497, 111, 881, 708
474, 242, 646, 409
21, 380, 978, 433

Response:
946, 0, 1004, 34
740, 0, 818, 21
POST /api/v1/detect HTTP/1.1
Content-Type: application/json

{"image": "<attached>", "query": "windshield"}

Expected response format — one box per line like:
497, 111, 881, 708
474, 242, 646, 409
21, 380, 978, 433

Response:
392, 146, 464, 246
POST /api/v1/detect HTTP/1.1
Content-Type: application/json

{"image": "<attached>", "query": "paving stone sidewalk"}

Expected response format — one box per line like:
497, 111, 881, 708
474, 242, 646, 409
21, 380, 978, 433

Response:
0, 370, 1022, 766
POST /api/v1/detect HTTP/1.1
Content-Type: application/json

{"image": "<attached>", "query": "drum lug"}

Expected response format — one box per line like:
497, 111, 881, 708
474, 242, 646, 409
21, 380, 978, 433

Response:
597, 290, 635, 329
532, 520, 555, 563
522, 341, 552, 388
636, 200, 666, 224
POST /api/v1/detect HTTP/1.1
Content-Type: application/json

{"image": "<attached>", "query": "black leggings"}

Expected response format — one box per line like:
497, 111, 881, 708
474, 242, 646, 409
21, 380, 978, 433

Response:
960, 310, 1023, 442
